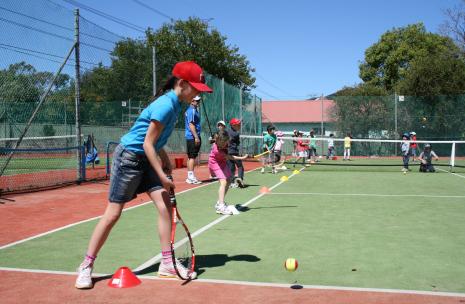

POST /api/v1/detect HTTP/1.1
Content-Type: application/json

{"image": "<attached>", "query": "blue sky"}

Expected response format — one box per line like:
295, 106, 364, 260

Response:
46, 0, 463, 99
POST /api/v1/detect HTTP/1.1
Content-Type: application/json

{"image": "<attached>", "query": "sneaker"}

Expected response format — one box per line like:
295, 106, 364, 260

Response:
75, 262, 93, 289
235, 178, 244, 188
229, 183, 238, 189
260, 168, 265, 174
226, 205, 240, 215
215, 202, 233, 215
158, 260, 197, 280
186, 178, 202, 184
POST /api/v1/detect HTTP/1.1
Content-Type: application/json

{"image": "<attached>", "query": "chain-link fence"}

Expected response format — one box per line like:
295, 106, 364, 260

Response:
0, 0, 262, 194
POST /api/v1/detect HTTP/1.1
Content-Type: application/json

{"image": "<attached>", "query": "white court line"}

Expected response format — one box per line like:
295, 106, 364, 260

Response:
134, 167, 305, 272
437, 167, 465, 179
0, 169, 258, 251
1, 266, 464, 298
268, 192, 465, 198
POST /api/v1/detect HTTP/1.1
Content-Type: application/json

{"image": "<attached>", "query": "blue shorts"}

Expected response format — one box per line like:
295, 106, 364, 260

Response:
108, 144, 163, 203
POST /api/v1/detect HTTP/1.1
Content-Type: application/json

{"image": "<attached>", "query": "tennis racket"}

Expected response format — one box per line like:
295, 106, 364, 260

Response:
167, 176, 196, 280
253, 150, 270, 158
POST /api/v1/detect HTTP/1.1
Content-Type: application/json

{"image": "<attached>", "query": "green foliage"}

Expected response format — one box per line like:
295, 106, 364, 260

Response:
332, 84, 391, 138
42, 124, 56, 136
359, 23, 457, 92
149, 17, 255, 91
397, 51, 465, 96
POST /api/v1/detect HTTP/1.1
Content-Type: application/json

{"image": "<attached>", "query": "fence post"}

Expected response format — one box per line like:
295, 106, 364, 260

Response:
74, 9, 83, 182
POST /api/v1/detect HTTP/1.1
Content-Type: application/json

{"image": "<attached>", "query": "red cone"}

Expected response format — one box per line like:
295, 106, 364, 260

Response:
259, 186, 271, 194
108, 266, 141, 288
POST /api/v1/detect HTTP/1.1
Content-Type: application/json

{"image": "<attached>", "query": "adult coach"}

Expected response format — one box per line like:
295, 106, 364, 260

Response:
185, 95, 202, 184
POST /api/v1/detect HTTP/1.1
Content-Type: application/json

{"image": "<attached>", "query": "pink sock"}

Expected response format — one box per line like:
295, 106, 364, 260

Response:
83, 254, 96, 266
162, 250, 172, 265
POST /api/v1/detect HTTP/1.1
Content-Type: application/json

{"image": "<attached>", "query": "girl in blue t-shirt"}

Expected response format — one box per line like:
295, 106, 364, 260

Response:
75, 61, 212, 289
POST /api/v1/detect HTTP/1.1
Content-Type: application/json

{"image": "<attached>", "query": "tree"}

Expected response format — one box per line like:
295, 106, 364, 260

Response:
359, 23, 456, 92
331, 84, 391, 138
440, 0, 465, 52
148, 17, 255, 91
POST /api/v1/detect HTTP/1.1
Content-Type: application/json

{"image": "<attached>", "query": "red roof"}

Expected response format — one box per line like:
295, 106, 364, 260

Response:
262, 100, 335, 123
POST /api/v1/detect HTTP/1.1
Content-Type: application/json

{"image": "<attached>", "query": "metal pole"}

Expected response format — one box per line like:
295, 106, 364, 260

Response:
75, 9, 82, 181
239, 85, 243, 133
394, 92, 398, 155
320, 94, 324, 156
221, 78, 225, 121
152, 46, 156, 96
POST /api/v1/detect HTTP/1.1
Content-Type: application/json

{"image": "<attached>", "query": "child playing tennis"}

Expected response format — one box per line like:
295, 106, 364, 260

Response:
273, 131, 285, 169
419, 144, 439, 172
343, 132, 352, 161
261, 125, 277, 173
293, 132, 308, 167
75, 61, 212, 289
326, 133, 335, 160
209, 130, 248, 215
401, 133, 411, 172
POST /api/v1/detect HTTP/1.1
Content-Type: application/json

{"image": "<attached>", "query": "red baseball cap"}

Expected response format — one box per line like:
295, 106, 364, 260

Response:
230, 118, 241, 125
172, 61, 213, 93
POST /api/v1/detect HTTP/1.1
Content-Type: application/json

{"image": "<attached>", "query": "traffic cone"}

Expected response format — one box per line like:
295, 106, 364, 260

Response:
108, 266, 141, 288
259, 186, 271, 194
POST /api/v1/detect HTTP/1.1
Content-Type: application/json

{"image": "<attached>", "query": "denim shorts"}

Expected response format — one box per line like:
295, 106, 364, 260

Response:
108, 144, 163, 203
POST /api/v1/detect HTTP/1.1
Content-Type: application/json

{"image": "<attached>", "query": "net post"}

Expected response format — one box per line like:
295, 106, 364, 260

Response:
450, 142, 456, 169
74, 9, 83, 182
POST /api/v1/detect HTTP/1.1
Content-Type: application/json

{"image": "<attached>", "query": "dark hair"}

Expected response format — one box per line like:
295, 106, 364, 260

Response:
267, 125, 275, 132
154, 76, 179, 98
216, 130, 230, 149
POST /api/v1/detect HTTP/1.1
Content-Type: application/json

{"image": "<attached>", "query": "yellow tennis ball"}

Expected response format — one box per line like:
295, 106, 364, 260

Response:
284, 258, 298, 272
403, 171, 407, 175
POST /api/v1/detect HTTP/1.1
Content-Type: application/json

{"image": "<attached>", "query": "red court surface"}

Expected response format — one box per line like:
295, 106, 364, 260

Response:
1, 164, 464, 303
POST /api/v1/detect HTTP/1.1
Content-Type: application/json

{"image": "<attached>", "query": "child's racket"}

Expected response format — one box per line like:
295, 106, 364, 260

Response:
167, 176, 196, 280
253, 150, 270, 158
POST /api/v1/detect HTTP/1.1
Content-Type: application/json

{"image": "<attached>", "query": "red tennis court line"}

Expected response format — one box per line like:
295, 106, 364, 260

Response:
0, 162, 261, 246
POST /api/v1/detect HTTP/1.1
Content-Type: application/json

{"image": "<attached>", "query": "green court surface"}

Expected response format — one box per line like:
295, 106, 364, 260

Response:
1, 166, 465, 293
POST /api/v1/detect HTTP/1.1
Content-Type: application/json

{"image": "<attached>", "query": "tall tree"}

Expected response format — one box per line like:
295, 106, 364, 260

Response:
440, 0, 465, 52
147, 17, 255, 91
359, 23, 455, 92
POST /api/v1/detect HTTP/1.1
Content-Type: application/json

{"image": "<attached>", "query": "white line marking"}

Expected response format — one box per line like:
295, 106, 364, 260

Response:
268, 192, 465, 198
437, 167, 465, 179
0, 169, 257, 251
134, 168, 305, 272
1, 267, 464, 298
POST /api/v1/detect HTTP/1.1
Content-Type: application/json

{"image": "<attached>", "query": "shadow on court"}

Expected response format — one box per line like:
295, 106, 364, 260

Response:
134, 254, 261, 277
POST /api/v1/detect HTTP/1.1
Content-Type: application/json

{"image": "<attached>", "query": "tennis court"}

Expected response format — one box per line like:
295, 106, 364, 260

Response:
1, 162, 465, 303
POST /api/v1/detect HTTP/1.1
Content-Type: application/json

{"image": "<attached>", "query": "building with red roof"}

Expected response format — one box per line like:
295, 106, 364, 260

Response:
261, 98, 335, 135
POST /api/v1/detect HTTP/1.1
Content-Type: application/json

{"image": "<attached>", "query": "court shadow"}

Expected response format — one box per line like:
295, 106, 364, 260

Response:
247, 205, 297, 210
135, 253, 261, 277
241, 184, 259, 188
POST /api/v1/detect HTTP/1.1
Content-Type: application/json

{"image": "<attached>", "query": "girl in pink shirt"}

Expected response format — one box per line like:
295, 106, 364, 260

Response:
209, 130, 247, 215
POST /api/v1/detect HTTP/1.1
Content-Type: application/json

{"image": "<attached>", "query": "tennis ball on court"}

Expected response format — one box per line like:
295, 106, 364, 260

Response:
403, 171, 407, 175
284, 258, 298, 272
293, 169, 300, 174
280, 175, 289, 182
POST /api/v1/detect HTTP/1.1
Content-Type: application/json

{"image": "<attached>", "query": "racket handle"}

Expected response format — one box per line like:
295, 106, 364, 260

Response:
166, 175, 176, 204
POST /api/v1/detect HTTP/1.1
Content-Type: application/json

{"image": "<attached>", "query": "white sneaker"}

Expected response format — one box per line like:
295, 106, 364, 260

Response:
215, 202, 233, 215
229, 183, 238, 189
158, 260, 197, 280
260, 168, 265, 174
226, 205, 240, 215
186, 178, 202, 184
75, 262, 93, 289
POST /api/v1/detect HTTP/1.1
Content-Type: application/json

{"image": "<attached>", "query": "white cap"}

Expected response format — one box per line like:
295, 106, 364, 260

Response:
193, 95, 201, 101
217, 120, 226, 126
410, 131, 416, 135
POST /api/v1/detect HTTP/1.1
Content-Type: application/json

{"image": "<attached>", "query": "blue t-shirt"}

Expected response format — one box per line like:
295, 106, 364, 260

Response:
120, 90, 181, 154
184, 105, 201, 140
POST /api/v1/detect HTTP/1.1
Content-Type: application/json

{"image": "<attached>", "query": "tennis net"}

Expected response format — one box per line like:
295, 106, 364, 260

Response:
239, 134, 465, 173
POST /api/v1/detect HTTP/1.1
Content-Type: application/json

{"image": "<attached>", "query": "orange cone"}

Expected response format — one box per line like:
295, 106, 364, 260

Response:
259, 186, 271, 194
108, 266, 141, 288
